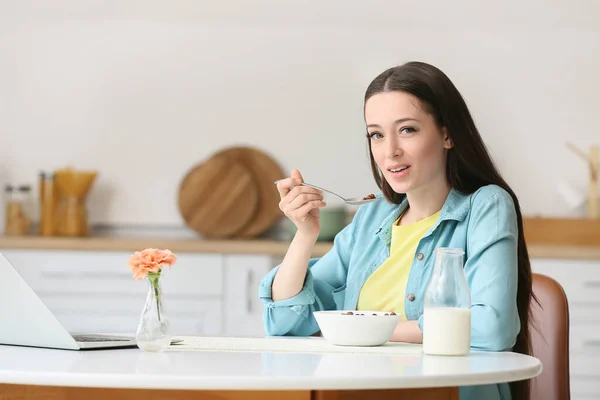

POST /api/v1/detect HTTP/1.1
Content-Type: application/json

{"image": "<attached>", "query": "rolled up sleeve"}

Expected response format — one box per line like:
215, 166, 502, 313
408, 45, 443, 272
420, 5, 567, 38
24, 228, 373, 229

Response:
465, 187, 520, 351
258, 210, 361, 337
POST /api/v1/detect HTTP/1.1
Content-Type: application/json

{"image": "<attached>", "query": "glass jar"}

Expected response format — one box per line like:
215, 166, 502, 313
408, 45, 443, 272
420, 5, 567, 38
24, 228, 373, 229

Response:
4, 184, 32, 236
422, 247, 471, 356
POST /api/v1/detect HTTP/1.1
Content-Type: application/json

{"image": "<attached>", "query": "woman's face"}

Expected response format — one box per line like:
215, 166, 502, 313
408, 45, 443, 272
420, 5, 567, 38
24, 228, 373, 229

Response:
365, 91, 452, 195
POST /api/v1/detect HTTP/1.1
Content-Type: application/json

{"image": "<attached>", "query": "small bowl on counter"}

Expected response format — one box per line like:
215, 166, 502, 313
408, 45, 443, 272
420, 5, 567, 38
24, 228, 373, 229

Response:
286, 206, 349, 242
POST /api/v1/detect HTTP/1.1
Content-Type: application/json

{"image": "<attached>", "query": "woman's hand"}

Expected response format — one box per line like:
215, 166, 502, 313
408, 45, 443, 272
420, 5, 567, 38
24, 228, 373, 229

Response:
276, 169, 326, 238
391, 320, 423, 344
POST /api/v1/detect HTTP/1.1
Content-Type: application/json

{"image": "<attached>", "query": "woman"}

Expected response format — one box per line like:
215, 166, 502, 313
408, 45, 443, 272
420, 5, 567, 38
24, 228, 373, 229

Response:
259, 61, 534, 400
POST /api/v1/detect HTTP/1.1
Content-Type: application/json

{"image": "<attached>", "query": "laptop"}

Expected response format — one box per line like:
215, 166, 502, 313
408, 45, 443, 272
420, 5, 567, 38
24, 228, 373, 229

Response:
0, 252, 140, 350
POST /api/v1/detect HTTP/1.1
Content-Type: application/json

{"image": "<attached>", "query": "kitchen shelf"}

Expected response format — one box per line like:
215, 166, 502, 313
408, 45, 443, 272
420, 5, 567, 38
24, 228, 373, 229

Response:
523, 217, 600, 246
0, 236, 330, 257
0, 235, 599, 260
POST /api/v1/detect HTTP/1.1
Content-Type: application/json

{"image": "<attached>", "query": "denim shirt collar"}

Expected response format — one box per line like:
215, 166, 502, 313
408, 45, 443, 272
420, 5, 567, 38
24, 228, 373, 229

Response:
375, 188, 471, 245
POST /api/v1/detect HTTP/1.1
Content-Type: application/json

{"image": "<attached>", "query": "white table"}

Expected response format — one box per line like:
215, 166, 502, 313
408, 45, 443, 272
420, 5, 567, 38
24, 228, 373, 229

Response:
0, 337, 542, 400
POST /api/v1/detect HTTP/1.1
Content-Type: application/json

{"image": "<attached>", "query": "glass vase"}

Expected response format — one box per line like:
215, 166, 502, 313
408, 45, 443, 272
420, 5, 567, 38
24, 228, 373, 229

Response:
135, 272, 171, 352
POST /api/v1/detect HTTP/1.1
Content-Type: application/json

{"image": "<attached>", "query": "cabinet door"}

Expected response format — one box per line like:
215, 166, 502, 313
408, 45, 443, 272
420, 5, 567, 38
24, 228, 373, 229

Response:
223, 254, 274, 337
531, 258, 600, 304
1, 249, 224, 335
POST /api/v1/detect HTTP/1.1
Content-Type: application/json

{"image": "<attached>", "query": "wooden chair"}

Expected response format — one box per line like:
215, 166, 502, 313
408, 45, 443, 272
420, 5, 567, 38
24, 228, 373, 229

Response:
529, 273, 570, 400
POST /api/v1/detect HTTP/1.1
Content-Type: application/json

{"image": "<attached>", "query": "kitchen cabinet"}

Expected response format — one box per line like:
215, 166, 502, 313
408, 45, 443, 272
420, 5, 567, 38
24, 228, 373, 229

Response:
0, 248, 278, 338
1, 249, 231, 336
223, 255, 274, 337
531, 258, 600, 400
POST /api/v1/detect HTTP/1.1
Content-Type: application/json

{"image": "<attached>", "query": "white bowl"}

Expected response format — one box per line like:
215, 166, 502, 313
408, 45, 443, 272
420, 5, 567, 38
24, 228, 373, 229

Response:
313, 310, 401, 346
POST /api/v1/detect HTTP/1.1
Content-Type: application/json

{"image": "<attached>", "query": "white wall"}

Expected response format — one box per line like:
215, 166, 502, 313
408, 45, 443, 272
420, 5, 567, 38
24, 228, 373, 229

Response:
1, 1, 599, 227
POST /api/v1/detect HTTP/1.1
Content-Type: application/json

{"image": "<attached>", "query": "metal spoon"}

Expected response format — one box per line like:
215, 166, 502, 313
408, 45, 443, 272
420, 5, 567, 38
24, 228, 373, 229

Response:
274, 180, 380, 206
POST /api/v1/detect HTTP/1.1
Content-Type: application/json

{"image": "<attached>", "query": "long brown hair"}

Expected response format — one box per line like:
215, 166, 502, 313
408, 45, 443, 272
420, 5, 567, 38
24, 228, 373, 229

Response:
364, 61, 536, 400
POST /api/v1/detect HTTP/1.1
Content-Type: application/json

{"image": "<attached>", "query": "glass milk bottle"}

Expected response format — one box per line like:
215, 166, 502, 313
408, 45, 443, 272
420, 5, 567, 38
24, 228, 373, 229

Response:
423, 248, 471, 356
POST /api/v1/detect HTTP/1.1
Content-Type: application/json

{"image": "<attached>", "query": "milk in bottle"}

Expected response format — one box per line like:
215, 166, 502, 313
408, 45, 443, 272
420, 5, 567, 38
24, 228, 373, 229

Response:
422, 248, 472, 356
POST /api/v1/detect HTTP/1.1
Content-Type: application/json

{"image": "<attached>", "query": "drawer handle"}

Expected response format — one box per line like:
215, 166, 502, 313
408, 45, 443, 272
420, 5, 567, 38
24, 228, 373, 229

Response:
41, 271, 130, 279
583, 281, 600, 288
41, 271, 69, 279
247, 269, 254, 313
583, 340, 600, 347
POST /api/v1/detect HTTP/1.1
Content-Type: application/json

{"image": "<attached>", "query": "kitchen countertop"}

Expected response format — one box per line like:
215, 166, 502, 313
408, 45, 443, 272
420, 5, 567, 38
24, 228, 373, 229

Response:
0, 235, 599, 260
0, 337, 541, 391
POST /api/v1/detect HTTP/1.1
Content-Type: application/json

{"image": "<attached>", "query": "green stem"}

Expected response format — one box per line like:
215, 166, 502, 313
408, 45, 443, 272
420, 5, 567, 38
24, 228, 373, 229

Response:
148, 272, 162, 323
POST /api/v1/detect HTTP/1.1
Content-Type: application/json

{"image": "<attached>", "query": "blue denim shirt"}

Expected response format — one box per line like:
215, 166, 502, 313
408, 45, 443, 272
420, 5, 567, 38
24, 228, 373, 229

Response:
259, 185, 520, 400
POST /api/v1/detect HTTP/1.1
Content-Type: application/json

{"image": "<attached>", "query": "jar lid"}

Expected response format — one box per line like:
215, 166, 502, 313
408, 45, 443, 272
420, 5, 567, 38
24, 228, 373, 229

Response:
39, 171, 55, 179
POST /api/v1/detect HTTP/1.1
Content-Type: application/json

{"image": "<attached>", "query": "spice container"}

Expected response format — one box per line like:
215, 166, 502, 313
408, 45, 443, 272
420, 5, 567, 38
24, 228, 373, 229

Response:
54, 168, 97, 237
4, 184, 32, 236
39, 172, 57, 236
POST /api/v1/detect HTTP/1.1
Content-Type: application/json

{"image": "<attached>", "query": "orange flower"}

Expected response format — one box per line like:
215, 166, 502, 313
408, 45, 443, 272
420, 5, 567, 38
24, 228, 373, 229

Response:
128, 248, 177, 280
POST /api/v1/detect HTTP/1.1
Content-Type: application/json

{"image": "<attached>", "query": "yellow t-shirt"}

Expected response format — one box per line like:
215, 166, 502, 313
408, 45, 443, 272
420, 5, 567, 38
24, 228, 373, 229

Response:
356, 210, 441, 319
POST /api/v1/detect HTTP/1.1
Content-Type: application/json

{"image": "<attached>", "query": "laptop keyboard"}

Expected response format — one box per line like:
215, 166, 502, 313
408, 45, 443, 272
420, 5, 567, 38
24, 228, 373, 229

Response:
72, 335, 130, 342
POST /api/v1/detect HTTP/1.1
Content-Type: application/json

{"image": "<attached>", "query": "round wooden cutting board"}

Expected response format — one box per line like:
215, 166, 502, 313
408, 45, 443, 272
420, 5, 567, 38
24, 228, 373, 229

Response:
208, 146, 285, 238
177, 156, 259, 238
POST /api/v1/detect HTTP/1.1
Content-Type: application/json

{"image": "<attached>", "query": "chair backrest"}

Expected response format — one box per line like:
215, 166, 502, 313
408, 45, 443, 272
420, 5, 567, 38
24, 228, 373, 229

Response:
529, 273, 570, 400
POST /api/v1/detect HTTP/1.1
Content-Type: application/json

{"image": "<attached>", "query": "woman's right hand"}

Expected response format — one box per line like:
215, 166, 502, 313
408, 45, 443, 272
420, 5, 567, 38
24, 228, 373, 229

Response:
276, 169, 326, 238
